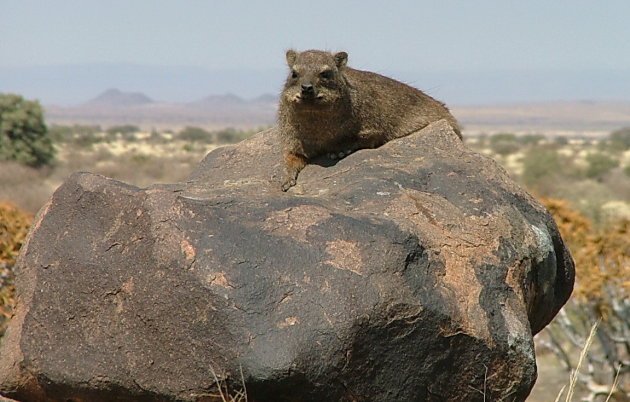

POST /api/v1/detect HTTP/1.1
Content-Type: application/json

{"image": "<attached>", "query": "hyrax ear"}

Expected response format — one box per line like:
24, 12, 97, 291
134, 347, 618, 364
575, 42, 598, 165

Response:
286, 50, 298, 67
334, 52, 348, 69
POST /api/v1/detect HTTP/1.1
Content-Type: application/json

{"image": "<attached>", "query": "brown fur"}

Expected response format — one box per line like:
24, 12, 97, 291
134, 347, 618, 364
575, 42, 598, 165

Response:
278, 49, 461, 191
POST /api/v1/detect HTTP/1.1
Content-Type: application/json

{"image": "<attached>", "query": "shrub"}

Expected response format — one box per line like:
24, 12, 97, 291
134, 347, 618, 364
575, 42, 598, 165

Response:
0, 93, 55, 167
608, 127, 630, 151
148, 130, 168, 144
554, 136, 569, 146
539, 199, 630, 400
131, 153, 150, 164
49, 124, 102, 143
217, 127, 256, 144
178, 126, 212, 143
489, 133, 520, 155
106, 125, 139, 136
215, 127, 241, 143
521, 147, 563, 187
519, 134, 546, 146
105, 125, 140, 142
584, 152, 618, 179
0, 202, 33, 336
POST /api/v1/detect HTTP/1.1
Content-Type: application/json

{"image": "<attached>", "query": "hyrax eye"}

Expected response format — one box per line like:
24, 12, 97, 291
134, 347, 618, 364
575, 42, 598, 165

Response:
291, 70, 298, 79
319, 70, 333, 79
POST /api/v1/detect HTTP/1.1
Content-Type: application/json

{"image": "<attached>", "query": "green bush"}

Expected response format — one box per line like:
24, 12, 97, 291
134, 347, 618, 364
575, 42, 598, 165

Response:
521, 147, 563, 186
148, 130, 168, 144
179, 126, 212, 143
106, 125, 139, 136
106, 125, 140, 142
215, 127, 254, 144
584, 152, 618, 179
489, 133, 520, 155
49, 124, 102, 143
131, 154, 150, 164
554, 136, 569, 146
0, 93, 55, 167
519, 134, 546, 146
48, 125, 73, 142
608, 127, 630, 150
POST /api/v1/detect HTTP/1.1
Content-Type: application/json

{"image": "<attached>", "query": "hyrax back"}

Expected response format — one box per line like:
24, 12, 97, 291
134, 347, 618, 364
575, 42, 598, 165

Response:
278, 49, 461, 191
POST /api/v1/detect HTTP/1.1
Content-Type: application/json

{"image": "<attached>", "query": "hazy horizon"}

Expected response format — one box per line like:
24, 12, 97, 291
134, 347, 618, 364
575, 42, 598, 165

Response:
2, 1, 630, 106
3, 63, 630, 107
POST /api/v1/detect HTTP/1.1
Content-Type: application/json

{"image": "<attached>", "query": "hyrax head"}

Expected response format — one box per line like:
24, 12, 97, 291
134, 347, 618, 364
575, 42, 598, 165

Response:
282, 49, 349, 108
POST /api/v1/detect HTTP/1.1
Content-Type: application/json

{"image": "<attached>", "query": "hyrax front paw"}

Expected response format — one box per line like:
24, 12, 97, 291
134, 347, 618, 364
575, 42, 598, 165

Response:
282, 152, 307, 192
281, 177, 297, 192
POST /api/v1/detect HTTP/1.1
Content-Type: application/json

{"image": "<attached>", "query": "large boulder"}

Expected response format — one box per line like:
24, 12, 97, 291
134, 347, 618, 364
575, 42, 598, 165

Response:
0, 121, 574, 401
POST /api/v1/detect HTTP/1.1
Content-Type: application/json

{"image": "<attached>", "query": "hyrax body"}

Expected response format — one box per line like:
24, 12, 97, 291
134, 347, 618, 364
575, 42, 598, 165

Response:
278, 49, 461, 191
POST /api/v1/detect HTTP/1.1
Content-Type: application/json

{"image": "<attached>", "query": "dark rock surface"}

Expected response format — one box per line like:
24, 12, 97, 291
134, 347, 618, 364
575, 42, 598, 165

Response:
0, 121, 574, 401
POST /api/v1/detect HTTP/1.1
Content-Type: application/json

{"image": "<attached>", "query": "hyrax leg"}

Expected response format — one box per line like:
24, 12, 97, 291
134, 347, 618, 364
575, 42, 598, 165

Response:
355, 129, 388, 150
327, 132, 388, 161
282, 151, 308, 191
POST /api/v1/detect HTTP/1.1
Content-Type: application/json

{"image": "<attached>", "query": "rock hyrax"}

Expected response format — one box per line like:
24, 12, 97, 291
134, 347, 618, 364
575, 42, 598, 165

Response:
278, 49, 461, 191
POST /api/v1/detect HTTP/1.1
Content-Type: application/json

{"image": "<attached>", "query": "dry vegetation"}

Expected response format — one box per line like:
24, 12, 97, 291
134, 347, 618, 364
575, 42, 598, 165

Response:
0, 202, 32, 336
534, 199, 630, 401
466, 129, 630, 225
0, 126, 264, 213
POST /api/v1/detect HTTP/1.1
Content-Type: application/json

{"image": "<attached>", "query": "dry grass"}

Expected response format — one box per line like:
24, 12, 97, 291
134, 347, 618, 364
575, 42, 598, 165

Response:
0, 139, 217, 214
562, 320, 599, 402
548, 320, 623, 402
207, 365, 247, 402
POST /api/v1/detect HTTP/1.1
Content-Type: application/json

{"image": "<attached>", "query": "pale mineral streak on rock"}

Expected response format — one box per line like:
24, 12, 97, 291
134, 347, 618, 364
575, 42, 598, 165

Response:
324, 240, 364, 276
262, 205, 332, 243
181, 238, 196, 261
207, 271, 234, 289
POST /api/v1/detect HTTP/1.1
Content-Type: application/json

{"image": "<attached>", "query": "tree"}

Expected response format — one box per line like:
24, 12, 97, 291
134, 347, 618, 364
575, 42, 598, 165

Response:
489, 132, 520, 156
584, 152, 619, 179
608, 127, 630, 151
519, 134, 546, 146
0, 93, 55, 167
521, 147, 562, 187
178, 126, 212, 143
106, 125, 139, 136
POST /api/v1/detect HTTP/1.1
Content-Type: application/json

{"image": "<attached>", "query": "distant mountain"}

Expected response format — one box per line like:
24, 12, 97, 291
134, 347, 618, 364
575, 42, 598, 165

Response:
191, 93, 246, 107
84, 88, 154, 108
0, 64, 283, 106
452, 101, 630, 134
43, 92, 630, 134
3, 63, 630, 107
44, 90, 278, 129
252, 93, 278, 103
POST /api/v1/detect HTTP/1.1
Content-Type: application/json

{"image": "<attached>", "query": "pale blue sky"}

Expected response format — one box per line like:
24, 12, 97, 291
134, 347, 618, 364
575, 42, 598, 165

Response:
2, 1, 630, 71
2, 1, 630, 105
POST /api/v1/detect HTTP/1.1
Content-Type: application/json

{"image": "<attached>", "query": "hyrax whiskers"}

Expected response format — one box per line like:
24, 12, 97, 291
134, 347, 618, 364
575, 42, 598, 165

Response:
278, 49, 461, 191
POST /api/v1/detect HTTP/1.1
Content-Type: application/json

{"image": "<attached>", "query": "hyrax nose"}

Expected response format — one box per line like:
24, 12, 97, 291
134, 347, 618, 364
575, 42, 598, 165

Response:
301, 84, 314, 94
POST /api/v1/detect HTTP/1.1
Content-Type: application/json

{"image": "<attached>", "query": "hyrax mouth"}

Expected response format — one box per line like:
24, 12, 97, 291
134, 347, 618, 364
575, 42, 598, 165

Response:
292, 93, 325, 106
